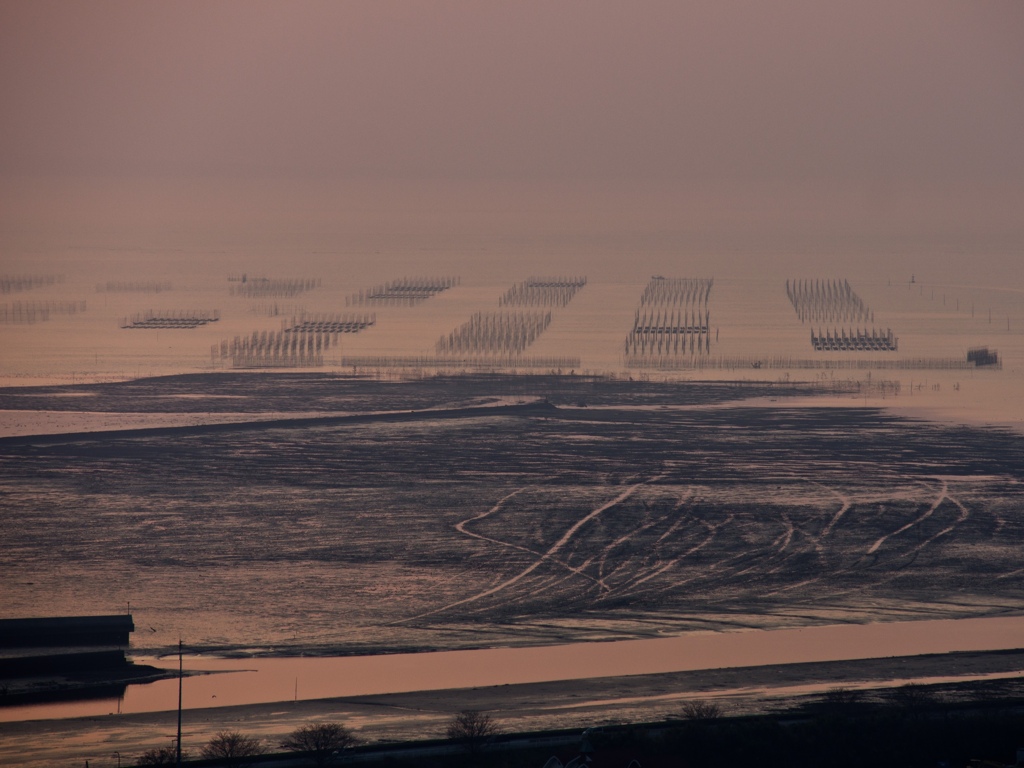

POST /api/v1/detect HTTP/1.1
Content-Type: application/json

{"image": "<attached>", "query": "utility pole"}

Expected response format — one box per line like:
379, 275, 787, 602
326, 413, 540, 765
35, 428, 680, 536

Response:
176, 639, 183, 768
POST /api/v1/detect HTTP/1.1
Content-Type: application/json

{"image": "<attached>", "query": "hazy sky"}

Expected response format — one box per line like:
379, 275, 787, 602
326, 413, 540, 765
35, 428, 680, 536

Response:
2, 0, 1022, 184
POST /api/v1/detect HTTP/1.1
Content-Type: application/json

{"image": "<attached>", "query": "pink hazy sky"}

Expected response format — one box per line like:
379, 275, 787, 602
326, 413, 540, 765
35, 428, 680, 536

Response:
1, 0, 1022, 184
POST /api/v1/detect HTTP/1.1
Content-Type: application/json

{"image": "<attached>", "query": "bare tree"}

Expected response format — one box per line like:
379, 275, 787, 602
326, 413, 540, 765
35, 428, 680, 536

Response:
681, 699, 723, 721
446, 710, 500, 757
280, 722, 356, 767
200, 731, 265, 768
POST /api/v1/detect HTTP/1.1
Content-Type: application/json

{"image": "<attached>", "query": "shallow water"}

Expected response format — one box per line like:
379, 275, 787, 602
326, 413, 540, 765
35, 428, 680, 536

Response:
3, 614, 1023, 723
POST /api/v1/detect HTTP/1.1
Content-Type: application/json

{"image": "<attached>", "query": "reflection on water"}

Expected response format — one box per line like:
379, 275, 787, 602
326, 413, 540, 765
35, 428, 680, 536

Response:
3, 615, 1022, 723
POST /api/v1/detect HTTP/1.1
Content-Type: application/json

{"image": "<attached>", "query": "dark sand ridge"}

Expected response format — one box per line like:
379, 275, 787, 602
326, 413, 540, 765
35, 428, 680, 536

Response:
0, 398, 558, 447
2, 650, 1023, 768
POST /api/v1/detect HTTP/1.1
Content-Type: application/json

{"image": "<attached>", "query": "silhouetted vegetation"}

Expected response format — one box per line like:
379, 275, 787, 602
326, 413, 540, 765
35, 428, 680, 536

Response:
200, 730, 264, 768
280, 722, 356, 766
446, 710, 501, 760
680, 699, 724, 721
123, 683, 1024, 768
657, 689, 1024, 768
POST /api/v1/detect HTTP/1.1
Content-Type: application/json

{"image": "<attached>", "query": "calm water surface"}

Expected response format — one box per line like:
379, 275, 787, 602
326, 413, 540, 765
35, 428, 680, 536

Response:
3, 615, 1022, 723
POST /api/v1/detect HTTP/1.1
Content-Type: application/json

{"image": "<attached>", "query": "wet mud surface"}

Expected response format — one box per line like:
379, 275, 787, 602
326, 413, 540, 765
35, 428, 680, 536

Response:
1, 374, 1022, 657
0, 372, 822, 413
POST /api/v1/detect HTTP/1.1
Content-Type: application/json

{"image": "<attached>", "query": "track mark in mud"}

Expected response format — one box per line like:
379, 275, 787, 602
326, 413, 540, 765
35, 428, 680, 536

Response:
453, 486, 605, 590
867, 480, 947, 555
655, 492, 694, 544
599, 490, 696, 597
908, 490, 970, 555
395, 481, 652, 623
595, 488, 694, 587
774, 512, 795, 553
721, 513, 803, 583
839, 484, 976, 599
455, 487, 525, 537
819, 486, 852, 540
613, 559, 683, 597
764, 512, 823, 578
768, 483, 972, 598
763, 577, 821, 597
608, 511, 733, 601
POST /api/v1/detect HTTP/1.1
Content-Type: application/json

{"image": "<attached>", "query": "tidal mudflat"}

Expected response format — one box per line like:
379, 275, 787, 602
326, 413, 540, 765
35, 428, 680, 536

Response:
1, 373, 1023, 766
1, 373, 1021, 659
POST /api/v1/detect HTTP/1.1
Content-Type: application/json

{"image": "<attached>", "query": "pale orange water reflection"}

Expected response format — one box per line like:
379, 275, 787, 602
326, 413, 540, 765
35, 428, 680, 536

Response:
3, 615, 1022, 723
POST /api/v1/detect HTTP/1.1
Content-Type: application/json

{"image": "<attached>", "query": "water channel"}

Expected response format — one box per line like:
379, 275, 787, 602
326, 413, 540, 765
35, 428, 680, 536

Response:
3, 615, 1022, 723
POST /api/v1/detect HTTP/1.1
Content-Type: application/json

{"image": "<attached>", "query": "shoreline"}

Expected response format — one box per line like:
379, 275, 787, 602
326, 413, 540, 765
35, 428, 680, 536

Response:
2, 648, 1023, 767
0, 663, 177, 708
6, 614, 1024, 721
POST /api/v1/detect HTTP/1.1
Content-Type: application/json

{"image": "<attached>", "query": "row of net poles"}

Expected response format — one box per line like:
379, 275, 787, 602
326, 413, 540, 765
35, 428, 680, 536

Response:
347, 276, 459, 306
786, 278, 872, 324
627, 307, 711, 356
436, 311, 552, 356
626, 278, 713, 358
498, 276, 587, 307
282, 313, 375, 333
230, 277, 321, 298
212, 330, 334, 365
810, 327, 897, 351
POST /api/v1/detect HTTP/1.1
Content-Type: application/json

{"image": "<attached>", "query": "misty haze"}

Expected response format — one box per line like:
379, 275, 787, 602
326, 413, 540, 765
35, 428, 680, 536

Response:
1, 2, 1023, 767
